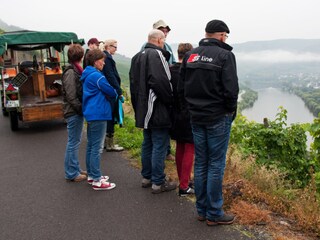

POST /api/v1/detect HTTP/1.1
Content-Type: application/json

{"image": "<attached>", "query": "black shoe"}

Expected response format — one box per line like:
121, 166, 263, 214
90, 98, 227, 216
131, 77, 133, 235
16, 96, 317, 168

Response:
179, 187, 195, 197
141, 178, 152, 188
206, 214, 235, 226
152, 181, 177, 194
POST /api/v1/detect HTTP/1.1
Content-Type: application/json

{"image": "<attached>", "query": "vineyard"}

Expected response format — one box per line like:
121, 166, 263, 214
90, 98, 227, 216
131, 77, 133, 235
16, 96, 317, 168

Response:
114, 95, 320, 238
231, 107, 320, 189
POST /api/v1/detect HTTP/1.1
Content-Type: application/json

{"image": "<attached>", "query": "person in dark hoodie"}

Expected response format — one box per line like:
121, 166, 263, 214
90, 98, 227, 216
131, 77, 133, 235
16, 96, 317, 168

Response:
62, 44, 87, 182
180, 20, 239, 225
81, 49, 117, 191
130, 29, 176, 194
170, 43, 194, 196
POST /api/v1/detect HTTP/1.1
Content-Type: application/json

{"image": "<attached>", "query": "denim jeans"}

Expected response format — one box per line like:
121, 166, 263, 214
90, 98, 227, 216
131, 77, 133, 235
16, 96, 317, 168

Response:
64, 115, 84, 180
141, 128, 169, 185
192, 115, 233, 220
86, 120, 107, 181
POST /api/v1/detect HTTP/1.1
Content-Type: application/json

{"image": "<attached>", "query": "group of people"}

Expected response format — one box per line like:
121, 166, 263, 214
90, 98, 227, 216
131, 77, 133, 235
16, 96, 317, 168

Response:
130, 19, 239, 225
63, 38, 124, 191
63, 18, 239, 226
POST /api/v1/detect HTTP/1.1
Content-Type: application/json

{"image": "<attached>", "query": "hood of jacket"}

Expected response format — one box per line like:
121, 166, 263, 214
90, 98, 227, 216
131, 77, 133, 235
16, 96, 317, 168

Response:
80, 66, 98, 82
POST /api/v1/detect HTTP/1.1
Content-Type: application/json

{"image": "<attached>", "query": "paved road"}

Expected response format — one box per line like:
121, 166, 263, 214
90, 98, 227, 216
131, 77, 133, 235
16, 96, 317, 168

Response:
0, 116, 253, 240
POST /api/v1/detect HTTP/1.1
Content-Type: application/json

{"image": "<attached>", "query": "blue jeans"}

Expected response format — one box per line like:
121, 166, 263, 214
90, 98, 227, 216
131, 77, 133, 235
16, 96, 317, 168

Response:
85, 121, 107, 181
64, 115, 84, 180
192, 115, 233, 220
141, 128, 169, 185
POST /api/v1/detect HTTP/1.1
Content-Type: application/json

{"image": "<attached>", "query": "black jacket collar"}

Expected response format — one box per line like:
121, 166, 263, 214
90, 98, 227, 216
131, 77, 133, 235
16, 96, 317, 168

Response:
199, 38, 233, 51
144, 43, 171, 62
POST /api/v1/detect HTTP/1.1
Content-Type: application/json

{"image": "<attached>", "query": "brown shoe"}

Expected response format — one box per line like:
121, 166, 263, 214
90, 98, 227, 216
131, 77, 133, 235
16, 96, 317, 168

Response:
72, 174, 87, 182
80, 170, 88, 176
206, 214, 235, 226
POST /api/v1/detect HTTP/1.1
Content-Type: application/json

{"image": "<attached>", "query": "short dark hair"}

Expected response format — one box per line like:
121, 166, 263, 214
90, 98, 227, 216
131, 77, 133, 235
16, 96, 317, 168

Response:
85, 49, 106, 66
68, 44, 84, 63
177, 43, 193, 59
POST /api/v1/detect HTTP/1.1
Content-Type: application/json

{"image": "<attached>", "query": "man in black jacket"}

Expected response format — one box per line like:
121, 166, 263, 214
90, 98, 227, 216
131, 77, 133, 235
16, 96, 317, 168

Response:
129, 29, 176, 194
180, 20, 239, 225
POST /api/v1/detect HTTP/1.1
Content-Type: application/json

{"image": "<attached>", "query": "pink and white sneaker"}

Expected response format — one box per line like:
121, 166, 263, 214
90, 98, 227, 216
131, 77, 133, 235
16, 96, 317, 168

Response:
87, 175, 109, 185
92, 179, 116, 191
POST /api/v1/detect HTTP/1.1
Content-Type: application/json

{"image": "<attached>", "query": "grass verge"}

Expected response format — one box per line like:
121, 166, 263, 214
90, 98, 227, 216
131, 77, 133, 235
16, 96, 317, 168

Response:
113, 102, 320, 239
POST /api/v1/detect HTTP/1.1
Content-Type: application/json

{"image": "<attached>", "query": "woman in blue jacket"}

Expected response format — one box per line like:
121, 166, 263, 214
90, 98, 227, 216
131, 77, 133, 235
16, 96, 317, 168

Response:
81, 49, 117, 191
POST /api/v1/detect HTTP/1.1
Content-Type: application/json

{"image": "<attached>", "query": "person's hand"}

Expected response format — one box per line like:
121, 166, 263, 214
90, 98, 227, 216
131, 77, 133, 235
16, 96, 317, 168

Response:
119, 95, 125, 103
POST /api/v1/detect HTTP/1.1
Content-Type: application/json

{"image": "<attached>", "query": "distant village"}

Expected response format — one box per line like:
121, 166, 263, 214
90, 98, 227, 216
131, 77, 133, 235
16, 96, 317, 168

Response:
278, 72, 320, 89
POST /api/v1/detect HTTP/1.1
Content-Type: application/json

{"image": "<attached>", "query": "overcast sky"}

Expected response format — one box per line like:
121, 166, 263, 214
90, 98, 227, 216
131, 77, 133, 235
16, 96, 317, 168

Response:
1, 0, 319, 58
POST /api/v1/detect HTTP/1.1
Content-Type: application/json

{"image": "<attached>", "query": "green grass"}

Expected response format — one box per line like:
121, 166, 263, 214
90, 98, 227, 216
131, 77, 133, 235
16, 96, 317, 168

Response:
113, 115, 143, 160
112, 113, 178, 179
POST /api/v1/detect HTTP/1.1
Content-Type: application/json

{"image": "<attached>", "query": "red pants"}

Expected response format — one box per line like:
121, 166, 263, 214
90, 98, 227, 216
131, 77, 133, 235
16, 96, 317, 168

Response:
175, 142, 194, 190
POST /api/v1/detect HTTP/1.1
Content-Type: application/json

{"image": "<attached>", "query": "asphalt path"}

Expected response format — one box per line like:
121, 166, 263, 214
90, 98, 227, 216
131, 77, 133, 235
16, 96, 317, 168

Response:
0, 115, 253, 240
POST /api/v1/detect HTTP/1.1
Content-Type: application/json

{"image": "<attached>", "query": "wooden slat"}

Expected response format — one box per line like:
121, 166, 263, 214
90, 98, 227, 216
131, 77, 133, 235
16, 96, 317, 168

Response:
22, 103, 63, 122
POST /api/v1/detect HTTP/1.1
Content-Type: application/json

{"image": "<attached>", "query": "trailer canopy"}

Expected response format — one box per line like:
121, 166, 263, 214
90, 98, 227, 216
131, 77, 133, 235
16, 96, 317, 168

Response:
0, 31, 85, 55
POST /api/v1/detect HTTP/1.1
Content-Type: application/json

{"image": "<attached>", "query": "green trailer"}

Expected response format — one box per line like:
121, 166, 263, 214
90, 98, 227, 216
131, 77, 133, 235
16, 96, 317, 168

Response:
0, 31, 84, 130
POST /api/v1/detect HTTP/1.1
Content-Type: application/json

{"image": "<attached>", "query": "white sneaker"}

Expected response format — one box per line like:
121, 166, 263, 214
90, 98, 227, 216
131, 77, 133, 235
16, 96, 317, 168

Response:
87, 175, 109, 185
92, 180, 116, 191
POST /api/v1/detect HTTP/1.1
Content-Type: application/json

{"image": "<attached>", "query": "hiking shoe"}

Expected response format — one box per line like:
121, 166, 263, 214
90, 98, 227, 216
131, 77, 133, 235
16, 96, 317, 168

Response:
87, 175, 109, 185
80, 170, 88, 176
152, 181, 177, 194
179, 187, 195, 197
66, 174, 87, 182
106, 144, 124, 152
141, 178, 152, 188
206, 214, 235, 226
197, 216, 206, 222
92, 180, 116, 191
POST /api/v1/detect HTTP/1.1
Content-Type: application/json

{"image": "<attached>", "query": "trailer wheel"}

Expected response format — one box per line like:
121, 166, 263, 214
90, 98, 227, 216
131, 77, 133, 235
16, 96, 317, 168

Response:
9, 111, 19, 131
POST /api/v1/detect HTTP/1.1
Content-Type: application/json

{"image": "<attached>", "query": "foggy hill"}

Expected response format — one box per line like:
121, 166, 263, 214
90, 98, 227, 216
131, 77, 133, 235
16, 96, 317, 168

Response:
231, 40, 320, 88
233, 39, 320, 53
1, 18, 319, 89
171, 40, 320, 88
0, 19, 24, 32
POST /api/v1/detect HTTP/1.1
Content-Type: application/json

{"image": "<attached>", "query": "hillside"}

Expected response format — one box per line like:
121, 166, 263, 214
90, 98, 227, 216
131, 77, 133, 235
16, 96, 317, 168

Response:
233, 39, 320, 53
172, 39, 320, 89
2, 18, 319, 90
0, 19, 23, 32
113, 54, 131, 91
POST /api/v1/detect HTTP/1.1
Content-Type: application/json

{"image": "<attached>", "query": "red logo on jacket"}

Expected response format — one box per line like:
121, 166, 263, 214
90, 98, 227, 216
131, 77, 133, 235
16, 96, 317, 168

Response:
187, 54, 200, 62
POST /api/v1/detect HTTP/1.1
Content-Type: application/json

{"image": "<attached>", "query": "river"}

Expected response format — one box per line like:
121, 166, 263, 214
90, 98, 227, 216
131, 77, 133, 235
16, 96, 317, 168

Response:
242, 87, 315, 148
242, 87, 315, 124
